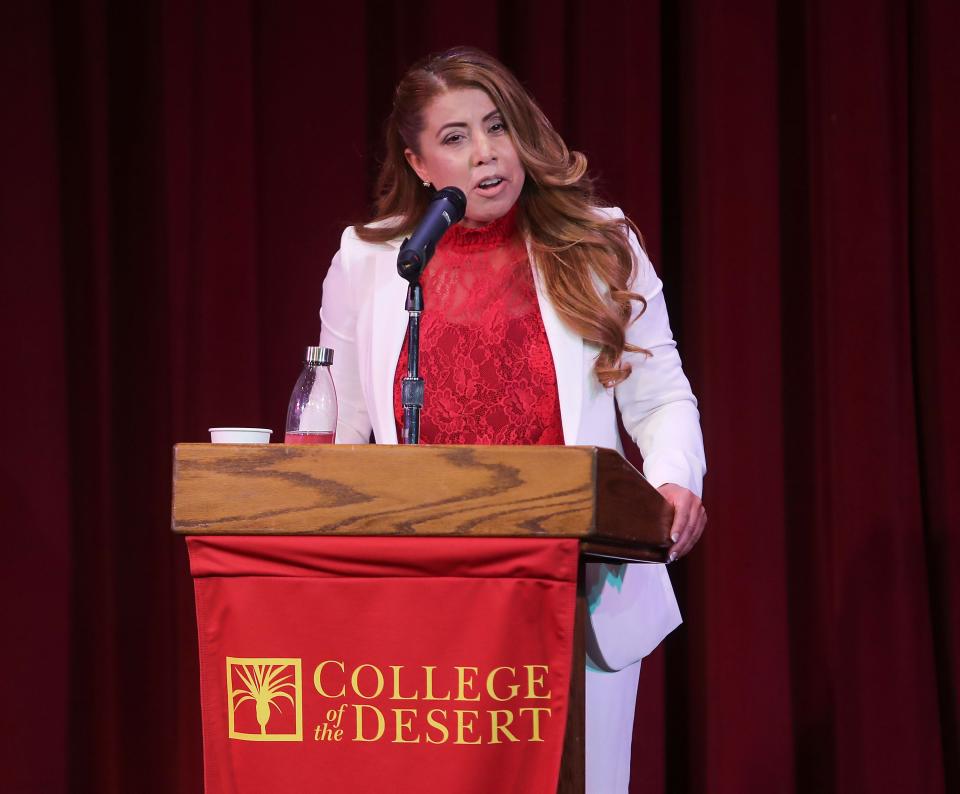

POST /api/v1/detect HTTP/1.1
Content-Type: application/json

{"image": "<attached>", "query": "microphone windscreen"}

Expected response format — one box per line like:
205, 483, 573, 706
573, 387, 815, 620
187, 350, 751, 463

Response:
433, 186, 467, 222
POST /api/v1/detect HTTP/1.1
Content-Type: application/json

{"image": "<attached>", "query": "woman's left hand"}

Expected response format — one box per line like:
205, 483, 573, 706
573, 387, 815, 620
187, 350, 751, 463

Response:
657, 483, 707, 563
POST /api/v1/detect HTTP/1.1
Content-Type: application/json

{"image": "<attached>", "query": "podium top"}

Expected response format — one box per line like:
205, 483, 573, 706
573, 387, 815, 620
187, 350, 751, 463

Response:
171, 444, 672, 562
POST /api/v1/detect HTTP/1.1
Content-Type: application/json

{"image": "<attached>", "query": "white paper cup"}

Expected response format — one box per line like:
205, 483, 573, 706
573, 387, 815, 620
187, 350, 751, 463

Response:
208, 427, 273, 444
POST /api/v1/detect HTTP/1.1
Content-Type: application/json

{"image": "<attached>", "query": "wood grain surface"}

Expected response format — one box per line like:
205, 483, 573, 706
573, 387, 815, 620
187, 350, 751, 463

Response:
171, 444, 672, 557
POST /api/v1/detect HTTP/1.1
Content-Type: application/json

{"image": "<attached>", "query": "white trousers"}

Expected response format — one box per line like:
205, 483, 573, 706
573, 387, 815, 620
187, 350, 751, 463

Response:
583, 562, 681, 794
586, 660, 643, 793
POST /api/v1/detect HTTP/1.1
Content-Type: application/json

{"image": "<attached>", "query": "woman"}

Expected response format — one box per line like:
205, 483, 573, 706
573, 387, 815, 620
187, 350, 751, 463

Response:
319, 46, 706, 793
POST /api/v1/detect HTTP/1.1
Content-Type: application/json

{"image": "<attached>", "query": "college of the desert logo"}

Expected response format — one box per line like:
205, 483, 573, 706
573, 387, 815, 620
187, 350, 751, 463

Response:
226, 657, 303, 741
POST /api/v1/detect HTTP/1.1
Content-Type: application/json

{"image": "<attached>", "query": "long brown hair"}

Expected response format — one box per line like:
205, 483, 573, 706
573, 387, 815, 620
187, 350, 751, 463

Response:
357, 46, 649, 386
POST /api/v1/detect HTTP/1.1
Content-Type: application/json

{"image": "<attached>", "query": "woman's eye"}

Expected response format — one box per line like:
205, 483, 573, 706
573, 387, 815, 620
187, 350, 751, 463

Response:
490, 122, 506, 133
443, 133, 464, 145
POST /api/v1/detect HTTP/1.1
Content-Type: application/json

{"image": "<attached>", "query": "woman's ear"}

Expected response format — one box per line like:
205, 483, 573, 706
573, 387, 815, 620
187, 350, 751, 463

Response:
404, 148, 429, 185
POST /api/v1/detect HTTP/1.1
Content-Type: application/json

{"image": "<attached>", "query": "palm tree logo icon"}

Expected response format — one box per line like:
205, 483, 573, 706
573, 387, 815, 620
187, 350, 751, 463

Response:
233, 664, 295, 734
226, 657, 303, 741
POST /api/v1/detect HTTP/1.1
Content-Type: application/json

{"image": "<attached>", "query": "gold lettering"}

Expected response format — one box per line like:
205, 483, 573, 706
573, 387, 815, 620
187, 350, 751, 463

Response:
524, 665, 551, 699
426, 709, 449, 744
454, 666, 481, 702
390, 666, 419, 701
519, 707, 551, 742
351, 704, 385, 742
392, 708, 420, 743
313, 660, 346, 698
489, 710, 519, 744
423, 666, 451, 701
454, 709, 482, 744
485, 666, 519, 702
351, 663, 384, 699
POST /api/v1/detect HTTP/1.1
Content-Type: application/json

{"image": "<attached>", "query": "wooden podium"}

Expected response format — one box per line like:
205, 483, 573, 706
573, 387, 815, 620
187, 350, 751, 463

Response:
172, 443, 673, 793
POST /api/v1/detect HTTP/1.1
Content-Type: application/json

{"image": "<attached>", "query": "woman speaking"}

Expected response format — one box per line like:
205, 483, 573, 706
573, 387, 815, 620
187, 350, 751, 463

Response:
319, 46, 707, 793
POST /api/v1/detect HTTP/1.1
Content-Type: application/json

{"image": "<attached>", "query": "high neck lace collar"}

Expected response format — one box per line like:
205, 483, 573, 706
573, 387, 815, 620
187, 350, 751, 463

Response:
442, 204, 519, 252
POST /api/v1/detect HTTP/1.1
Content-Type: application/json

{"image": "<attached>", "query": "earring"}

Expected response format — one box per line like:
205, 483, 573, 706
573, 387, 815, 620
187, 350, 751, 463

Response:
422, 180, 431, 188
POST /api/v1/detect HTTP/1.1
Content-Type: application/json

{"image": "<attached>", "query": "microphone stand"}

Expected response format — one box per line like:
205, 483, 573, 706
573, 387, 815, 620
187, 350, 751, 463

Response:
395, 185, 467, 444
400, 280, 424, 444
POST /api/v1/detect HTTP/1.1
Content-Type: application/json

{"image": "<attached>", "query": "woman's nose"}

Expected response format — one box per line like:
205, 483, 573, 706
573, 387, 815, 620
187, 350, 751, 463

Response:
472, 132, 495, 164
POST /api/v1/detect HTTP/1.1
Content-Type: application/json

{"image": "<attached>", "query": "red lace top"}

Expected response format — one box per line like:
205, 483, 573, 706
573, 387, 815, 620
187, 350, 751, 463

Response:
393, 206, 565, 445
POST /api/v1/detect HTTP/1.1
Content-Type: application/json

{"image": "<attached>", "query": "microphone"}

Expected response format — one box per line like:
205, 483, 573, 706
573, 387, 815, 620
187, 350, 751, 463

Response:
397, 186, 467, 281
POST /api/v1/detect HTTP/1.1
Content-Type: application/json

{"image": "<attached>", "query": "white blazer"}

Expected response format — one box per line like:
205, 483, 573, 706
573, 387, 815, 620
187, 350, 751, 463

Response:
319, 206, 705, 666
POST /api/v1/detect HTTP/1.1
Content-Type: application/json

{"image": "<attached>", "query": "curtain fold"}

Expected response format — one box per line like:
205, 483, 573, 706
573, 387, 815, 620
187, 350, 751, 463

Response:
1, 3, 71, 792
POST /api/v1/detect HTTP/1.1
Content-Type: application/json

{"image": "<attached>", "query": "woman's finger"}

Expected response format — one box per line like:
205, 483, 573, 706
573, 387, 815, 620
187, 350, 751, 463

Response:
657, 484, 706, 563
667, 501, 691, 560
672, 504, 707, 560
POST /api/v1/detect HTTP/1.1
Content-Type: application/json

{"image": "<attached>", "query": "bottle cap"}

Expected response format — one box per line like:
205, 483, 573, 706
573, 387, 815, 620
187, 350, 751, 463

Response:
305, 346, 334, 365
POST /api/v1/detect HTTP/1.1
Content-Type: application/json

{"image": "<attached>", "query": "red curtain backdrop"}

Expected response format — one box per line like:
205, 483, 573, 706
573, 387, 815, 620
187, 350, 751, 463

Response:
2, 1, 957, 792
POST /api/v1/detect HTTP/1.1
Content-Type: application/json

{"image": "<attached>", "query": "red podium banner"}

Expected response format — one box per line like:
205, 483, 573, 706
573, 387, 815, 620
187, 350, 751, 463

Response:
187, 536, 578, 793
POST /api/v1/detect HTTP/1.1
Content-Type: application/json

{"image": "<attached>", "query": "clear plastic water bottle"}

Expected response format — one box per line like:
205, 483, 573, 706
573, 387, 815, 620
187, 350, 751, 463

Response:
285, 346, 337, 444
